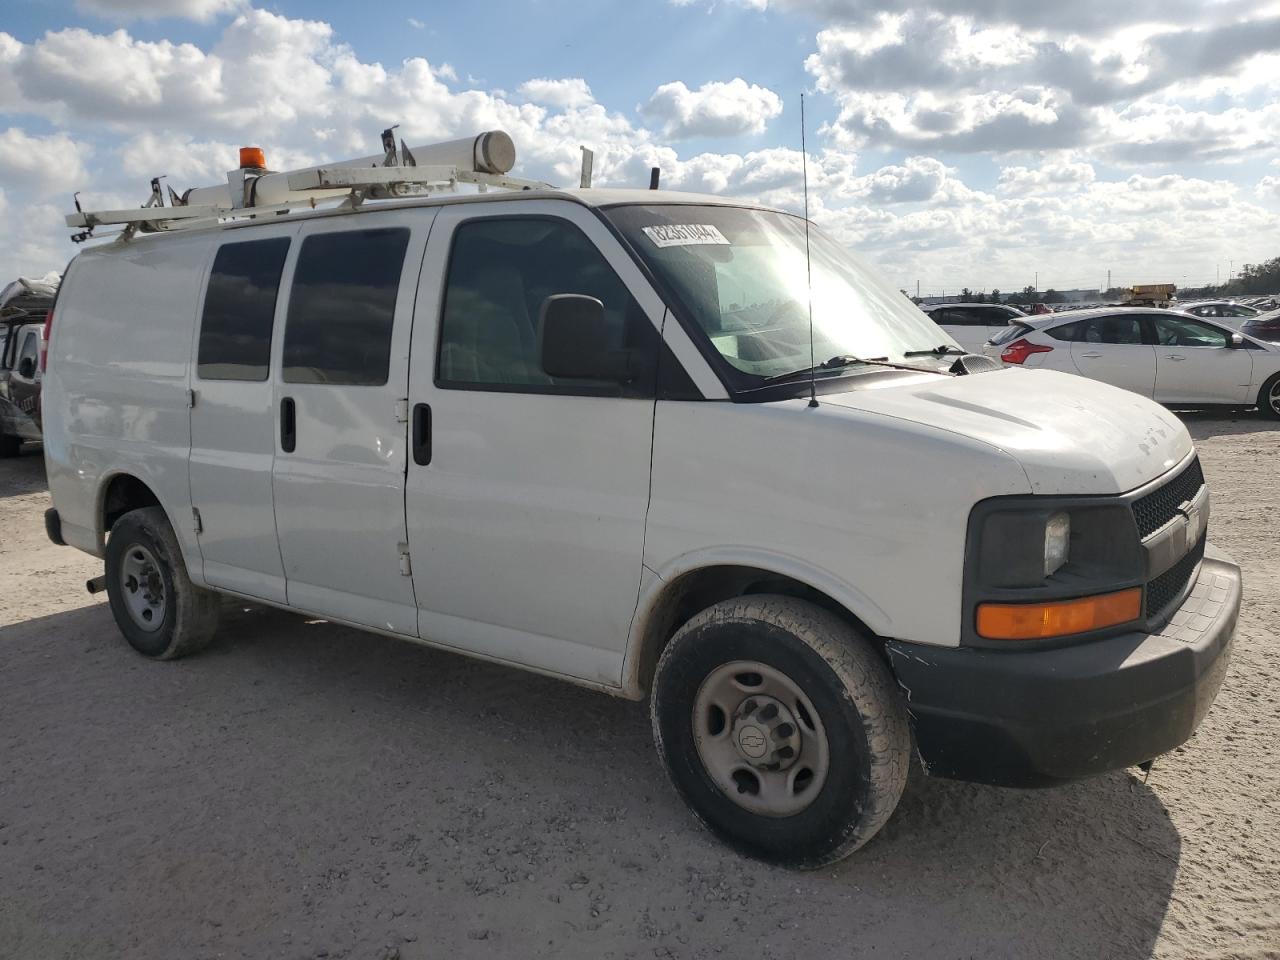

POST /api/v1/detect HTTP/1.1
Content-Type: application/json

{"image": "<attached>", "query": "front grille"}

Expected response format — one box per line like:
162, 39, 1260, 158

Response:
1147, 539, 1205, 617
1132, 457, 1205, 539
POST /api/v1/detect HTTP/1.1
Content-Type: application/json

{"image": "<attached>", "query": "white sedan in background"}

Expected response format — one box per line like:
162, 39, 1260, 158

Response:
984, 307, 1280, 418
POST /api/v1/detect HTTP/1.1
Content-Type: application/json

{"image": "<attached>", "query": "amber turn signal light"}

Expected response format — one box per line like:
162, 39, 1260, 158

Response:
976, 588, 1142, 640
239, 146, 267, 169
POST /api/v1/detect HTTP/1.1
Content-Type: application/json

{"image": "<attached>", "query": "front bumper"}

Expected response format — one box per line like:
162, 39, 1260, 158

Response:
886, 545, 1240, 787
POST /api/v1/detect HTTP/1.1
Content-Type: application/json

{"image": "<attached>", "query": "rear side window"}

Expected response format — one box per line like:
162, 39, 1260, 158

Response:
198, 237, 290, 381
1048, 316, 1144, 344
283, 228, 410, 385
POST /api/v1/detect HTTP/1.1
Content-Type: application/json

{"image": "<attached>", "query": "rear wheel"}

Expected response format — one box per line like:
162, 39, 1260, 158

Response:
651, 595, 910, 869
104, 506, 220, 659
1259, 373, 1280, 420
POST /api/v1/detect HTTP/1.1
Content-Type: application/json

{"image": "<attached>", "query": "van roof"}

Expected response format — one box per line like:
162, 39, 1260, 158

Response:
72, 186, 780, 254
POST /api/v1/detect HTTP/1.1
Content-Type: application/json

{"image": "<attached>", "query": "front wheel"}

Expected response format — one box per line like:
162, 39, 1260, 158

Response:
0, 434, 20, 458
651, 595, 911, 868
104, 506, 220, 659
1258, 373, 1280, 420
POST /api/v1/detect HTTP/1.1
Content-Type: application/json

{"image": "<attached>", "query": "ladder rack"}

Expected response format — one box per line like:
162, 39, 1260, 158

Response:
65, 129, 553, 243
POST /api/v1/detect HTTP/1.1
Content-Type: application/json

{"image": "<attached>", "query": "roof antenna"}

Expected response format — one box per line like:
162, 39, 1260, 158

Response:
801, 93, 818, 409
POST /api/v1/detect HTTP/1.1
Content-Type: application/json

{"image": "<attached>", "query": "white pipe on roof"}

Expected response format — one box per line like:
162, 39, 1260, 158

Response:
183, 131, 517, 210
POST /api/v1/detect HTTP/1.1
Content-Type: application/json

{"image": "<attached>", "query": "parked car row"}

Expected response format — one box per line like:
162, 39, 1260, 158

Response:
979, 308, 1280, 418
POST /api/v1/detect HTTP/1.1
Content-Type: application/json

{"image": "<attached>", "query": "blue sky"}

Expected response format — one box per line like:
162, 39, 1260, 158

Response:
3, 0, 1280, 294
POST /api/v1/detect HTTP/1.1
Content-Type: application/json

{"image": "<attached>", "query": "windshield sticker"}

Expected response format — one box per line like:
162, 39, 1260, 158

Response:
641, 224, 730, 248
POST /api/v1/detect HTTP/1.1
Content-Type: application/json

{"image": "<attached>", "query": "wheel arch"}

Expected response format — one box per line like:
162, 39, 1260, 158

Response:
622, 551, 893, 700
97, 471, 166, 547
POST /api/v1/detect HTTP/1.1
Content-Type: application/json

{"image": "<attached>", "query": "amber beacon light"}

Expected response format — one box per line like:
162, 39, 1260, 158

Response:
239, 146, 267, 169
976, 588, 1142, 641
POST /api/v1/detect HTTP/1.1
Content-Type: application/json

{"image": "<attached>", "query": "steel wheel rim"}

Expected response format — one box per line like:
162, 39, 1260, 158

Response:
120, 544, 166, 633
691, 660, 830, 817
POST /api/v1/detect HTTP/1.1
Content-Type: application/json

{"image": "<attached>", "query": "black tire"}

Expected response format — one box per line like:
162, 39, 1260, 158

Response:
0, 434, 20, 458
1258, 373, 1280, 420
651, 595, 910, 869
104, 506, 220, 659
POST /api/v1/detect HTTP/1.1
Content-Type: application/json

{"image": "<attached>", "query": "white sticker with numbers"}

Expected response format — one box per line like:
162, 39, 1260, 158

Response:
641, 224, 731, 248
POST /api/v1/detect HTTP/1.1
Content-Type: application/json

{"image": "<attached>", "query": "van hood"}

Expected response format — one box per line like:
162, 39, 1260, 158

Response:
820, 367, 1192, 495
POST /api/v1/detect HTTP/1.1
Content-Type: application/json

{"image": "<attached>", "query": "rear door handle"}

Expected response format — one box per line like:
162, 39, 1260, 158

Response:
280, 396, 296, 452
412, 402, 431, 466
1166, 355, 1186, 361
1080, 352, 1102, 358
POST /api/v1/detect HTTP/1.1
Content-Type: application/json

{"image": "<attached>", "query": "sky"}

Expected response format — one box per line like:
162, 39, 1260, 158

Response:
2, 0, 1279, 295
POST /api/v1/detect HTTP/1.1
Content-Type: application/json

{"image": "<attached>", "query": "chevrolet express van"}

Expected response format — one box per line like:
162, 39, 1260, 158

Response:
44, 185, 1240, 867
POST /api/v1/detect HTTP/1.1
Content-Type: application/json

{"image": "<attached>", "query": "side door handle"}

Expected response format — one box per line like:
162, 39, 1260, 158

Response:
280, 396, 296, 453
1079, 352, 1102, 358
412, 402, 431, 466
1165, 355, 1186, 361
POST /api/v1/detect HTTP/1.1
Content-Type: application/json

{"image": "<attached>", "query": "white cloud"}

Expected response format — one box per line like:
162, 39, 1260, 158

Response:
805, 8, 1280, 161
518, 78, 595, 109
997, 159, 1096, 194
641, 78, 782, 139
75, 0, 244, 22
0, 128, 93, 195
1, 6, 1278, 291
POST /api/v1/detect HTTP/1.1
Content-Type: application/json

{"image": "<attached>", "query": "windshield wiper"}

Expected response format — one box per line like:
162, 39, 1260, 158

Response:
761, 353, 953, 385
761, 355, 873, 385
903, 344, 968, 357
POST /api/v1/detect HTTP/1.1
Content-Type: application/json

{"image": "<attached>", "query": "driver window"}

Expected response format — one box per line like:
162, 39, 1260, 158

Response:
1154, 317, 1229, 348
437, 217, 652, 393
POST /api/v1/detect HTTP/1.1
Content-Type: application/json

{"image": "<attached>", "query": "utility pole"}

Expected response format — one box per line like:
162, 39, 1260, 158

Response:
916, 279, 920, 298
1106, 268, 1111, 292
1035, 271, 1039, 292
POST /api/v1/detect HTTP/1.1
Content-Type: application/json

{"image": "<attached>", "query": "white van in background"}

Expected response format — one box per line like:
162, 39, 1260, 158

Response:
920, 301, 1028, 351
42, 137, 1240, 868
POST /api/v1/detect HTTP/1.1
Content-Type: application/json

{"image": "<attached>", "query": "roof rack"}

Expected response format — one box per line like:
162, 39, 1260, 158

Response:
66, 128, 552, 243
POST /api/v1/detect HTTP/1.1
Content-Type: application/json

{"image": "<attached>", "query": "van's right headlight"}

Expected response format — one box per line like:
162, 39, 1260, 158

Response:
964, 497, 1146, 645
1043, 512, 1070, 577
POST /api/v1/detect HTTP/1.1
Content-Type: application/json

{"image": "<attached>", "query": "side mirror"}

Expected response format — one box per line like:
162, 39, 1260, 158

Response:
17, 357, 35, 378
539, 294, 634, 381
1229, 332, 1245, 348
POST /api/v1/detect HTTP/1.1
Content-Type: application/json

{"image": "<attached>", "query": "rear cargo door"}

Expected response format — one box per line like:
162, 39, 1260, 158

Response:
270, 208, 433, 634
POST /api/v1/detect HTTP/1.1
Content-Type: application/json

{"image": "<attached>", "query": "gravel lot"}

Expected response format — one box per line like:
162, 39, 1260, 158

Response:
1, 414, 1277, 960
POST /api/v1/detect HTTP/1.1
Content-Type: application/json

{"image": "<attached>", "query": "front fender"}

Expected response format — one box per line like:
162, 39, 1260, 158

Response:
619, 546, 893, 699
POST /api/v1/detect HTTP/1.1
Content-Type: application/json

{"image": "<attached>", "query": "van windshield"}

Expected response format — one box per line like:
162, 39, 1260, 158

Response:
604, 204, 950, 385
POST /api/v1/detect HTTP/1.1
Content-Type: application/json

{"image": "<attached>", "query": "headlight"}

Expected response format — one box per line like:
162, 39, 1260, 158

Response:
1044, 512, 1070, 577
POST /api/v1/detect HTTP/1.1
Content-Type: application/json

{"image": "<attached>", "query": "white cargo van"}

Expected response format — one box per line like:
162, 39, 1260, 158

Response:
43, 136, 1240, 868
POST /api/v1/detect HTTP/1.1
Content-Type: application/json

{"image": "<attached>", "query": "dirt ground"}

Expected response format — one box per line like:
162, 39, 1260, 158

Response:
1, 414, 1277, 960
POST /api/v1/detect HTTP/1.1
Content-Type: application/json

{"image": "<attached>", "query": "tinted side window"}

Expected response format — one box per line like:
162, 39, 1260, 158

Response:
198, 237, 290, 381
1077, 316, 1144, 345
933, 308, 977, 326
283, 228, 410, 385
437, 217, 650, 392
1047, 321, 1080, 342
17, 332, 38, 368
